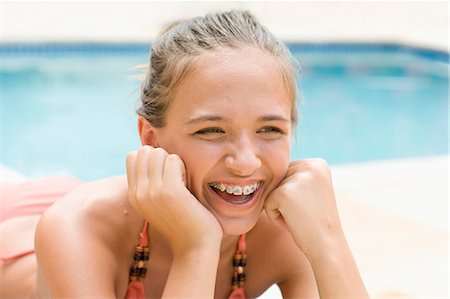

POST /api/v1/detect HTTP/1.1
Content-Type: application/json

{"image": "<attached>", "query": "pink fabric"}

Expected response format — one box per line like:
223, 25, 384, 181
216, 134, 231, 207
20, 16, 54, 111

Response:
139, 222, 149, 247
0, 176, 83, 223
237, 234, 246, 253
0, 176, 83, 261
124, 280, 145, 299
228, 286, 246, 299
0, 249, 36, 262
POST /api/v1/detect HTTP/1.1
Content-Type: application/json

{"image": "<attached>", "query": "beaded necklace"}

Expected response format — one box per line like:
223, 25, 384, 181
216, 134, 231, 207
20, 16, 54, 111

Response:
124, 222, 247, 299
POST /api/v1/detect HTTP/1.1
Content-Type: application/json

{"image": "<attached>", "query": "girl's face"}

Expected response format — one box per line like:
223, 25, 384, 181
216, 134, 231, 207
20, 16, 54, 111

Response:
154, 47, 292, 235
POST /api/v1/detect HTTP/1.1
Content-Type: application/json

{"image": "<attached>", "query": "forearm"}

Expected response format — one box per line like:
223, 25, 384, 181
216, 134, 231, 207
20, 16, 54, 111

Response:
163, 245, 220, 298
308, 234, 369, 299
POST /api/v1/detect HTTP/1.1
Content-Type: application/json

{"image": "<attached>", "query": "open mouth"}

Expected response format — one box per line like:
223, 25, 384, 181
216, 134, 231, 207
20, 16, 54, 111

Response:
208, 182, 262, 205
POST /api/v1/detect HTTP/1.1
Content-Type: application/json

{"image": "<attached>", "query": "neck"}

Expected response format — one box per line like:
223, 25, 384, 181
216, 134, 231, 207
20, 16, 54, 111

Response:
220, 233, 241, 256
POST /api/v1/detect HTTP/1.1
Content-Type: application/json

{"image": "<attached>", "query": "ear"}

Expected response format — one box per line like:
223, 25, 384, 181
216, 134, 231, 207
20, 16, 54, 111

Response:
138, 116, 159, 147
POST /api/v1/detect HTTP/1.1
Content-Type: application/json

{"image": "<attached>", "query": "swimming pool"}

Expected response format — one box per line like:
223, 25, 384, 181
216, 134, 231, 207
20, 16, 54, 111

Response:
1, 43, 448, 181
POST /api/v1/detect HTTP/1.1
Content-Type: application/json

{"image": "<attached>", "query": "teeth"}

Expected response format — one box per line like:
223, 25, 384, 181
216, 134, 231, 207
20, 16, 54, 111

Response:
219, 183, 226, 192
233, 186, 242, 195
242, 185, 250, 195
210, 182, 260, 196
226, 186, 234, 193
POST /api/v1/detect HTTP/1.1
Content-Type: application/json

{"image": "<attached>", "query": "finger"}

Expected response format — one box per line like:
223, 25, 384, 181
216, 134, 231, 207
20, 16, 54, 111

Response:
147, 147, 168, 188
264, 198, 289, 230
126, 150, 142, 212
126, 151, 138, 191
286, 161, 303, 176
264, 196, 279, 222
163, 154, 186, 187
131, 145, 153, 211
135, 145, 152, 197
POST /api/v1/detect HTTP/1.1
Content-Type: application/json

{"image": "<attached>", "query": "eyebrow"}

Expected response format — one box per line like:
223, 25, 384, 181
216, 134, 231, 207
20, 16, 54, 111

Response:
185, 115, 229, 125
185, 114, 290, 125
256, 114, 290, 123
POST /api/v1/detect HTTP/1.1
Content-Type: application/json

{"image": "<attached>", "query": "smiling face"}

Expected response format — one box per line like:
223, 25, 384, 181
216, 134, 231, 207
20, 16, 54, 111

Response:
149, 47, 293, 235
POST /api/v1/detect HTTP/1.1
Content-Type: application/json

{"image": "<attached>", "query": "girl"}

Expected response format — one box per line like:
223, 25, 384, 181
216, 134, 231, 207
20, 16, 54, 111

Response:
2, 11, 368, 298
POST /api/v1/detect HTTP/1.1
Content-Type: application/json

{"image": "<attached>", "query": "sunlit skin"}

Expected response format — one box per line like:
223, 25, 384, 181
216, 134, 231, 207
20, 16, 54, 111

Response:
144, 47, 292, 235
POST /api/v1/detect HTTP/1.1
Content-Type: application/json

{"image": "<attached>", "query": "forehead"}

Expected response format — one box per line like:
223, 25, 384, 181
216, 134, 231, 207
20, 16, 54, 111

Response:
169, 47, 291, 117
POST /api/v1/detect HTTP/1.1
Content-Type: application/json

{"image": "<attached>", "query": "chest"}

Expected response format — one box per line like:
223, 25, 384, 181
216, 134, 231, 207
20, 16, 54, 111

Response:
115, 249, 276, 299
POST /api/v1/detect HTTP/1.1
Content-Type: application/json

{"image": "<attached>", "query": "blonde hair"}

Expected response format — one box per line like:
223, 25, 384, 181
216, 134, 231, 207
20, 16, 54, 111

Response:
137, 10, 299, 127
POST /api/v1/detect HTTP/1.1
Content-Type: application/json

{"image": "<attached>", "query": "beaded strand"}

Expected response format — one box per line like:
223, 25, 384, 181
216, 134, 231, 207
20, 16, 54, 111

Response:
129, 245, 150, 282
128, 222, 150, 283
231, 235, 247, 290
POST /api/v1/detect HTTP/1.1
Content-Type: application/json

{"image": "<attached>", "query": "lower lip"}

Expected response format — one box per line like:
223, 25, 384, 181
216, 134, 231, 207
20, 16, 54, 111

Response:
207, 183, 263, 210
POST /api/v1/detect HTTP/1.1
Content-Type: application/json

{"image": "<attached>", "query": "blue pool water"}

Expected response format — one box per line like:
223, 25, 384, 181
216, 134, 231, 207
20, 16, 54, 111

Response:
1, 44, 448, 181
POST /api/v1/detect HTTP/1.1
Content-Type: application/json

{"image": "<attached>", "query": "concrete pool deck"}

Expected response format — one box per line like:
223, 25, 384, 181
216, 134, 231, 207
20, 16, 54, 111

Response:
1, 1, 448, 298
1, 1, 449, 52
333, 155, 448, 298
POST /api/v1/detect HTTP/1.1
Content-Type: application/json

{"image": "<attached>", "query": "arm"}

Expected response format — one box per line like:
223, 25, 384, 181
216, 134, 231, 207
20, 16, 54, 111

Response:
265, 159, 369, 298
163, 244, 220, 297
126, 146, 223, 297
305, 234, 367, 299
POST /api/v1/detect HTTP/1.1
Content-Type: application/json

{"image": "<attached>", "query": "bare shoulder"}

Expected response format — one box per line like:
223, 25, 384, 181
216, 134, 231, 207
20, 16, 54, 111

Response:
35, 176, 144, 297
39, 175, 143, 241
248, 213, 318, 296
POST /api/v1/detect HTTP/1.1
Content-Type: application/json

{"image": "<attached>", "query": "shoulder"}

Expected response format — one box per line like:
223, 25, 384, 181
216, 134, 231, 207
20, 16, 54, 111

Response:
35, 177, 144, 297
37, 175, 143, 252
35, 176, 144, 296
248, 213, 318, 296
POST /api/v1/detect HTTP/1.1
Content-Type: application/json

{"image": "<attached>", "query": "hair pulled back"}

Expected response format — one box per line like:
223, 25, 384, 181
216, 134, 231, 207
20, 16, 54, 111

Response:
137, 10, 298, 127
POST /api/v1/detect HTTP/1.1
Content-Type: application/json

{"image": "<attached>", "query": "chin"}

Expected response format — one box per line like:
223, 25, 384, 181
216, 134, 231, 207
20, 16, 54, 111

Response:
218, 212, 261, 236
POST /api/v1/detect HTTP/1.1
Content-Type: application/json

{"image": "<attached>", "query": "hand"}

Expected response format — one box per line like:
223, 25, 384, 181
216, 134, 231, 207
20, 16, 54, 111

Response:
126, 146, 222, 256
264, 159, 344, 258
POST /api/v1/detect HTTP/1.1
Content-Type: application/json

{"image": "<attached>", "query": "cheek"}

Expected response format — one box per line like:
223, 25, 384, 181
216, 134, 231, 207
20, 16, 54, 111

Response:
262, 140, 290, 181
172, 144, 223, 190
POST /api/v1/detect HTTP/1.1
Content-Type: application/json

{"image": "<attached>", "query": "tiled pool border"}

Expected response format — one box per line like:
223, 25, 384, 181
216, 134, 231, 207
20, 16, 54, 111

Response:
0, 42, 448, 63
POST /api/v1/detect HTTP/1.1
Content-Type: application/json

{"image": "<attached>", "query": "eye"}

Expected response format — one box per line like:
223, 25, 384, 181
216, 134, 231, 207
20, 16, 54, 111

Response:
194, 127, 225, 135
193, 127, 226, 140
258, 126, 284, 134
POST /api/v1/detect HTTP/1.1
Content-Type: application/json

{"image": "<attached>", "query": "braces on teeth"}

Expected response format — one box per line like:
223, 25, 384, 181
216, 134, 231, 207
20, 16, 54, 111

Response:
209, 182, 260, 196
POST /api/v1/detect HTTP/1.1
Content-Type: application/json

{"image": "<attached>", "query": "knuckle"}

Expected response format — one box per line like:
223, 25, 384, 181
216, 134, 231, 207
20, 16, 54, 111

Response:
139, 145, 152, 153
153, 147, 168, 157
308, 158, 328, 167
126, 151, 137, 161
307, 158, 330, 175
166, 154, 180, 164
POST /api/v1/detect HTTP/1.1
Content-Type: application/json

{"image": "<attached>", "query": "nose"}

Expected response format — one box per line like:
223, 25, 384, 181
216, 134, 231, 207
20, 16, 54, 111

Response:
224, 135, 262, 176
